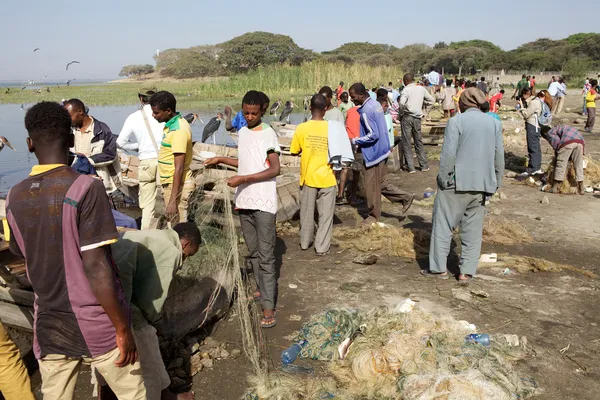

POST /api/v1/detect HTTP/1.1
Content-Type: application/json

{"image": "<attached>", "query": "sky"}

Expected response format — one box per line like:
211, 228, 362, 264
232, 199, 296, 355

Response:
1, 0, 596, 81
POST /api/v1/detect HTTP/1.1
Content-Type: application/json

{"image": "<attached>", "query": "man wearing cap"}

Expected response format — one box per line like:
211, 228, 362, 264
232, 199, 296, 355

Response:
117, 86, 165, 229
425, 88, 504, 284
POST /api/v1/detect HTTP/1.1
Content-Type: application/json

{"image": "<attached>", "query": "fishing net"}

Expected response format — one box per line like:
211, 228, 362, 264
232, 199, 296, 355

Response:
247, 307, 540, 399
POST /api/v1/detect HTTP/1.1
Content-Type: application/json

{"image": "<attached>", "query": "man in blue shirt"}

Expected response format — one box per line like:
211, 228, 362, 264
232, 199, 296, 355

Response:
349, 83, 414, 223
225, 106, 247, 132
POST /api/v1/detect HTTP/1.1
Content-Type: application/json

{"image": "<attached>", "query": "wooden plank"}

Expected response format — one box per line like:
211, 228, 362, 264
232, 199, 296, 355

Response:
0, 287, 34, 307
0, 302, 33, 331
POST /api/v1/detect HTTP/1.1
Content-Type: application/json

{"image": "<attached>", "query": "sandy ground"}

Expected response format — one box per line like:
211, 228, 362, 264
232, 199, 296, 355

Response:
4, 92, 600, 399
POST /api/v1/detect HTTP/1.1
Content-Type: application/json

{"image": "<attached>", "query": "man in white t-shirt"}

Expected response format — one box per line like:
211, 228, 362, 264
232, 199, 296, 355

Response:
117, 86, 165, 229
204, 90, 281, 329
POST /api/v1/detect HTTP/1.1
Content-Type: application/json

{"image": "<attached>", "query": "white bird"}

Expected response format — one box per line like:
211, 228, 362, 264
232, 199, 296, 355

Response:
0, 137, 16, 152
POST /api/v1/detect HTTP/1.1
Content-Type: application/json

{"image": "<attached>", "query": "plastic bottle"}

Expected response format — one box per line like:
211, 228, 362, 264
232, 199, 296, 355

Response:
281, 340, 308, 364
465, 333, 490, 346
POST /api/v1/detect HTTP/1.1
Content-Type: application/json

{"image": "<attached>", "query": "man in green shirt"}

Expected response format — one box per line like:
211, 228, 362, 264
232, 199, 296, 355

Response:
109, 223, 201, 400
512, 74, 529, 100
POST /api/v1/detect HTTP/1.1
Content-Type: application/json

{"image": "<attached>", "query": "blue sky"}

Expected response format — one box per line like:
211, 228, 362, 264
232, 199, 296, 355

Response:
1, 0, 595, 81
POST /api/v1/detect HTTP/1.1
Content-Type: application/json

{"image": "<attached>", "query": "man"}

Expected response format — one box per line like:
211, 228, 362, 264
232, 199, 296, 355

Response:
398, 73, 435, 173
64, 99, 121, 194
290, 95, 338, 255
548, 77, 561, 103
544, 124, 585, 195
489, 89, 505, 113
512, 74, 529, 100
0, 323, 34, 399
338, 91, 354, 121
427, 66, 441, 87
425, 88, 504, 283
117, 86, 164, 229
530, 75, 536, 95
337, 105, 362, 205
553, 78, 567, 115
6, 102, 145, 398
110, 223, 201, 399
492, 77, 501, 95
336, 81, 345, 103
476, 77, 488, 96
319, 86, 345, 123
150, 91, 195, 224
349, 83, 414, 223
224, 106, 247, 132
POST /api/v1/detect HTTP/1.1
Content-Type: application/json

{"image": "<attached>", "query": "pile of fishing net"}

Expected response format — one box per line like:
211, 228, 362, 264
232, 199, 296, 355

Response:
246, 307, 540, 399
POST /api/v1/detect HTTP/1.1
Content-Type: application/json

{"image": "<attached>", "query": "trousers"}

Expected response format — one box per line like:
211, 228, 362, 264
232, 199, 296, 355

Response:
555, 143, 584, 182
299, 185, 336, 254
364, 160, 412, 220
526, 122, 542, 174
400, 115, 428, 171
0, 323, 34, 400
585, 107, 596, 132
429, 189, 485, 276
161, 179, 196, 224
138, 158, 158, 229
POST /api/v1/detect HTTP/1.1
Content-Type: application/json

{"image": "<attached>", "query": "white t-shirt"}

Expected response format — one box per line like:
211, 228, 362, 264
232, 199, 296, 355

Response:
116, 104, 165, 161
234, 124, 281, 214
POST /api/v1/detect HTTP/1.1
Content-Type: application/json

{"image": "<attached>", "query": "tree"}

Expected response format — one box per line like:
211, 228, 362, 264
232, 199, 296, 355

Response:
562, 57, 592, 81
324, 42, 398, 57
160, 53, 221, 79
119, 64, 154, 77
391, 44, 433, 74
433, 41, 447, 50
453, 47, 486, 76
365, 53, 394, 67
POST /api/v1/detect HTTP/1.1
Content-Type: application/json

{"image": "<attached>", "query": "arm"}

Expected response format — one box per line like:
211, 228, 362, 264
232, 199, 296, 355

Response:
224, 106, 235, 132
166, 153, 185, 220
519, 100, 539, 120
354, 112, 380, 146
494, 121, 505, 189
289, 130, 302, 156
423, 88, 435, 107
116, 116, 138, 152
90, 124, 118, 166
82, 246, 137, 366
227, 152, 280, 187
437, 118, 460, 190
204, 156, 238, 168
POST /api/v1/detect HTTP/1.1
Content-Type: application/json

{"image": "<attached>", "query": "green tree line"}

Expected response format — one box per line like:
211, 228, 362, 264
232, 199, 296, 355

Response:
123, 32, 600, 80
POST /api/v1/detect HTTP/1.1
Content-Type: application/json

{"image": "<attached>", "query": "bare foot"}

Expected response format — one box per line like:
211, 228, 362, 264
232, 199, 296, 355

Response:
177, 392, 195, 400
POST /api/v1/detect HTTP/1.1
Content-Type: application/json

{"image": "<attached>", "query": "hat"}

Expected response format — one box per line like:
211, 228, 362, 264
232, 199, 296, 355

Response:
459, 87, 486, 110
139, 85, 157, 97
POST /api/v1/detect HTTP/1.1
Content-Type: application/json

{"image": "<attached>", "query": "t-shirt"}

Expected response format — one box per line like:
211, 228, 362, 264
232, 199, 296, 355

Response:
235, 123, 281, 214
290, 120, 336, 189
516, 79, 529, 96
231, 111, 248, 131
587, 89, 597, 108
6, 165, 123, 359
158, 113, 193, 184
487, 112, 501, 121
339, 101, 354, 121
489, 93, 503, 113
346, 107, 361, 139
112, 229, 182, 328
324, 107, 344, 123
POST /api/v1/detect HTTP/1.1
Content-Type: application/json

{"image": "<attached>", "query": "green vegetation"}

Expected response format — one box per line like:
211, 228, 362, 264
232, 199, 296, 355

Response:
119, 64, 154, 77
0, 62, 402, 109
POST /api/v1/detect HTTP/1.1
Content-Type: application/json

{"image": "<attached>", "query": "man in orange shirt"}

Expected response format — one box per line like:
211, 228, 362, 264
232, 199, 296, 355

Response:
337, 106, 362, 205
336, 81, 345, 104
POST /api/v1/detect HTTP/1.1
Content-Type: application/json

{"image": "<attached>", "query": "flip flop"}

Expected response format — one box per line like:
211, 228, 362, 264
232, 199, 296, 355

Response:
458, 276, 473, 285
261, 315, 277, 329
420, 270, 449, 280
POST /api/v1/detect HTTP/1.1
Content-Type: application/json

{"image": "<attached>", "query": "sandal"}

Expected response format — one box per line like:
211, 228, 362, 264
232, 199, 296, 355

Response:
261, 315, 277, 329
420, 270, 449, 280
458, 274, 473, 285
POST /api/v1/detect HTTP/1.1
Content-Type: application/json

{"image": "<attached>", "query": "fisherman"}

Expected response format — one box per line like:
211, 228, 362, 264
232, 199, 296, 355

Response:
204, 90, 281, 329
116, 85, 164, 229
398, 73, 435, 173
6, 102, 145, 398
349, 83, 414, 223
544, 124, 586, 195
150, 91, 195, 224
290, 94, 338, 256
425, 88, 504, 284
105, 223, 201, 400
320, 86, 344, 123
64, 98, 122, 194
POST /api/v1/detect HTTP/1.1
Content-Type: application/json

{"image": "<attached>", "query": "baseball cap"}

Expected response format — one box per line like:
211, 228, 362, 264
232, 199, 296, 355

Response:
139, 85, 158, 97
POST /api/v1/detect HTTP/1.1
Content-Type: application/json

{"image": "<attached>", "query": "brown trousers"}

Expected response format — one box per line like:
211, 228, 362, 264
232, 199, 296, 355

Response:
364, 160, 412, 220
586, 107, 596, 132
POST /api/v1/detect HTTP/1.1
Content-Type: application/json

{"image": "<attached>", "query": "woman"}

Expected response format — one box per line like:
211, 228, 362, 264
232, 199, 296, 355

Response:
518, 89, 553, 177
440, 79, 457, 118
585, 79, 598, 133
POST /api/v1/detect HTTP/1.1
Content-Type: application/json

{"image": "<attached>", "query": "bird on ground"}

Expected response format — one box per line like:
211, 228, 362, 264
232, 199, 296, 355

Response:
202, 113, 224, 143
20, 104, 24, 111
4, 89, 10, 94
65, 61, 80, 71
33, 48, 40, 52
0, 137, 16, 152
270, 99, 282, 116
183, 113, 199, 125
21, 87, 26, 90
279, 101, 295, 124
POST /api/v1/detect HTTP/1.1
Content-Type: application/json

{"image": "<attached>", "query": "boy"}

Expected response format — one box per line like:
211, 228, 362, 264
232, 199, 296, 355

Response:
319, 86, 345, 123
290, 94, 337, 256
204, 91, 281, 328
338, 91, 354, 121
6, 102, 144, 398
150, 91, 195, 224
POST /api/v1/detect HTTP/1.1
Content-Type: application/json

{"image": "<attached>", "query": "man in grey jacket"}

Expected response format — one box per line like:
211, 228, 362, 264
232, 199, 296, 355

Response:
425, 88, 504, 284
399, 73, 435, 173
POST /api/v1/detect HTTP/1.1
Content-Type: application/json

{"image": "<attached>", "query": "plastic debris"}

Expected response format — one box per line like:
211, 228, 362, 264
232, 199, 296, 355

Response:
288, 283, 298, 289
479, 253, 498, 263
394, 298, 416, 314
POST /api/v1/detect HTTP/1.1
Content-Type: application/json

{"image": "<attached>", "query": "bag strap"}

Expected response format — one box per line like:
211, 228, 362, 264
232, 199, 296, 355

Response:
141, 106, 160, 155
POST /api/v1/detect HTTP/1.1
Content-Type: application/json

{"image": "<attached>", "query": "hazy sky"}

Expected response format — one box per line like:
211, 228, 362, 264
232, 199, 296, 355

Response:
1, 0, 595, 81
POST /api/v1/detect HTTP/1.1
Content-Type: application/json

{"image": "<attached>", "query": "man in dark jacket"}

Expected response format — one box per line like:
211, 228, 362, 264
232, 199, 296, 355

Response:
65, 99, 121, 194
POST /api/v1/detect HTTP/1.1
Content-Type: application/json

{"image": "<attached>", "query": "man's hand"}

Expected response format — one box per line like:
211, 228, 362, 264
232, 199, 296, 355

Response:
224, 106, 232, 116
115, 328, 138, 367
203, 157, 221, 167
227, 175, 246, 188
166, 201, 178, 221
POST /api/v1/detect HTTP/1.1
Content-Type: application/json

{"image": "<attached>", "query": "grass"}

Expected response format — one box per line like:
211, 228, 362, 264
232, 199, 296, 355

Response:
0, 62, 404, 110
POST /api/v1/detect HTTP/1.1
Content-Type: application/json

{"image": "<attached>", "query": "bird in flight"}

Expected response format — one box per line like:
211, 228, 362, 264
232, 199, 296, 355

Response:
33, 48, 40, 52
66, 61, 80, 71
0, 137, 16, 152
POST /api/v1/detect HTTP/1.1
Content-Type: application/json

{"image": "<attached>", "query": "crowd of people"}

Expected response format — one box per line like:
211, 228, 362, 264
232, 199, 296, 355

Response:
0, 68, 598, 398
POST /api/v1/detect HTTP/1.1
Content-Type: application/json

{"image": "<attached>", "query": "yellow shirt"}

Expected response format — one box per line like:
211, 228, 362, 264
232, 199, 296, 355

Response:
586, 90, 597, 109
158, 114, 193, 184
290, 120, 336, 189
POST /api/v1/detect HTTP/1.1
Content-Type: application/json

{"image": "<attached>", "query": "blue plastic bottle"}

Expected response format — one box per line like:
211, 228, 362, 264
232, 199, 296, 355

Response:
465, 333, 490, 346
281, 340, 308, 364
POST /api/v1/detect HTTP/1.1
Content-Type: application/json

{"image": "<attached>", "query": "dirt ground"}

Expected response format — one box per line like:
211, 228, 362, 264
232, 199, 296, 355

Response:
5, 91, 600, 399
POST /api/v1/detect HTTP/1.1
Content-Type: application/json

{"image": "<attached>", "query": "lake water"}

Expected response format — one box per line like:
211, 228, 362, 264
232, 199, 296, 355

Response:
0, 103, 308, 196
